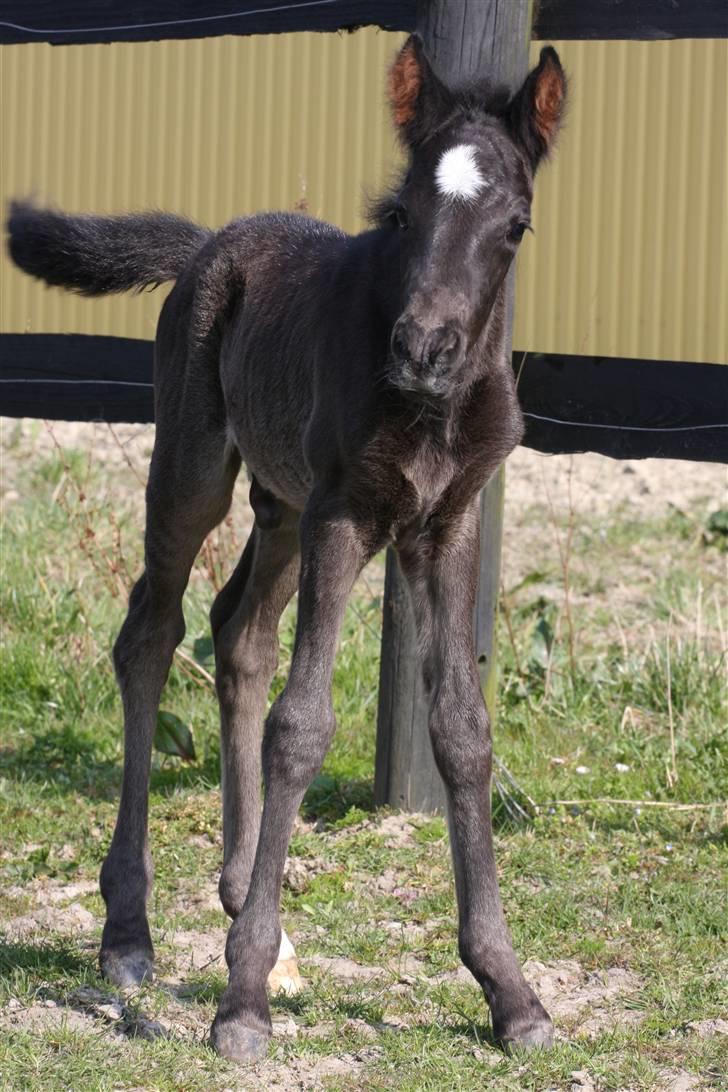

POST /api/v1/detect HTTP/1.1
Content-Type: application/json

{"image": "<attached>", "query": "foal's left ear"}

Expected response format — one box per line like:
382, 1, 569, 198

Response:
509, 47, 567, 169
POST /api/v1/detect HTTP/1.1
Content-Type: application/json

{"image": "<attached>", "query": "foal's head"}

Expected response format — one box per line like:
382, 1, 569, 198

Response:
379, 35, 567, 399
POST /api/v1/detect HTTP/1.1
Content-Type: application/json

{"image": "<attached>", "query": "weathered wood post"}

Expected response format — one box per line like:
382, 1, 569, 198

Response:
374, 0, 533, 813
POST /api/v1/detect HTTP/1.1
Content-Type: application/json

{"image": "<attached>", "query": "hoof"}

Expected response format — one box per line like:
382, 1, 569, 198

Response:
267, 929, 303, 997
500, 1016, 554, 1053
493, 995, 554, 1053
210, 1018, 270, 1064
100, 947, 154, 990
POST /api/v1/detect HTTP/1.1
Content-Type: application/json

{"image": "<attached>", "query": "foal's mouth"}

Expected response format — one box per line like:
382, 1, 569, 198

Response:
387, 362, 459, 404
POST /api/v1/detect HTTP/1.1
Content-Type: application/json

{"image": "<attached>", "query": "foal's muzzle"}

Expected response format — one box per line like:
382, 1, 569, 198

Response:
389, 315, 465, 395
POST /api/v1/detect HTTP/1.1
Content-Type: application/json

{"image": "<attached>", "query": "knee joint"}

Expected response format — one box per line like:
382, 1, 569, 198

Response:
214, 625, 278, 700
429, 695, 492, 785
113, 596, 185, 681
262, 694, 334, 789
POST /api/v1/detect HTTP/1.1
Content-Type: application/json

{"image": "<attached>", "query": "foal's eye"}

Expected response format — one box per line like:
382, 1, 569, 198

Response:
508, 221, 531, 243
393, 205, 409, 231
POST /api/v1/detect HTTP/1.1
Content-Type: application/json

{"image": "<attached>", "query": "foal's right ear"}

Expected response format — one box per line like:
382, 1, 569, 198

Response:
388, 34, 451, 147
509, 47, 568, 169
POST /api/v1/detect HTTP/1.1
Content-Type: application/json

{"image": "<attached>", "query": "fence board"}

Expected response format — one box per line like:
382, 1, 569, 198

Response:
4, 337, 726, 461
1, 0, 725, 45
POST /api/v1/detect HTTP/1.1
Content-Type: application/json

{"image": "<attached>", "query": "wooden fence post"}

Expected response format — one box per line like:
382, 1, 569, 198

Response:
374, 0, 533, 813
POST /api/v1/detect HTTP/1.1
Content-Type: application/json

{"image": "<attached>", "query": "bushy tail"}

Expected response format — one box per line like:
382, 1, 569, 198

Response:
6, 200, 212, 296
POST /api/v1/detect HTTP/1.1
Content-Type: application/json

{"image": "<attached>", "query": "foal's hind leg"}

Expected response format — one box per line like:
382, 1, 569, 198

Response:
99, 433, 239, 989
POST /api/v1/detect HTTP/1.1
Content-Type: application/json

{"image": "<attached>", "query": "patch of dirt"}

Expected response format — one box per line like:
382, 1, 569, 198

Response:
168, 927, 303, 999
331, 811, 424, 846
304, 954, 384, 983
6, 877, 99, 906
380, 920, 427, 943
431, 964, 477, 988
374, 813, 418, 847
45, 879, 99, 904
657, 1070, 704, 1092
258, 1050, 372, 1092
2, 420, 154, 474
681, 1017, 728, 1039
504, 447, 726, 523
70, 986, 183, 1041
171, 883, 224, 917
0, 998, 103, 1036
522, 959, 645, 1038
282, 855, 327, 895
168, 927, 228, 979
569, 1069, 598, 1092
4, 901, 96, 940
502, 448, 727, 606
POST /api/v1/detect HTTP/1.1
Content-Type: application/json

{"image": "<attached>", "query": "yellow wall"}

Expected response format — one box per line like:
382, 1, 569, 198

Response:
1, 32, 726, 363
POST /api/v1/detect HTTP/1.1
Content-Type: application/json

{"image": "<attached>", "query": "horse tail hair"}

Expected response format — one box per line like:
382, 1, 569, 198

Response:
6, 200, 212, 296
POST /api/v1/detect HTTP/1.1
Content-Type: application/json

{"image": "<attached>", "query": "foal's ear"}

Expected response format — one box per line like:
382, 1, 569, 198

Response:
388, 34, 451, 147
509, 46, 567, 168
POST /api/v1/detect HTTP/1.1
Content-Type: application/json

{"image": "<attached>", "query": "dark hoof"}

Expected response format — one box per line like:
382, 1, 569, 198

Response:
100, 947, 154, 989
494, 997, 554, 1053
209, 1017, 270, 1064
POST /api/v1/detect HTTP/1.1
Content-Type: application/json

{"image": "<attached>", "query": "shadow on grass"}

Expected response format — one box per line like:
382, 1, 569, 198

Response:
270, 984, 388, 1027
2, 727, 378, 827
302, 773, 375, 824
272, 989, 503, 1054
0, 724, 223, 802
0, 939, 92, 980
167, 974, 226, 1008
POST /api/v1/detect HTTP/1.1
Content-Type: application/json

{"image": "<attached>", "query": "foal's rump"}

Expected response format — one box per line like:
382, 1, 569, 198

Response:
6, 199, 211, 296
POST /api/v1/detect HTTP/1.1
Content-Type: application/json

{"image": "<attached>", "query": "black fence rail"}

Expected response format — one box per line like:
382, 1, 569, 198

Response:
2, 334, 726, 463
0, 0, 725, 46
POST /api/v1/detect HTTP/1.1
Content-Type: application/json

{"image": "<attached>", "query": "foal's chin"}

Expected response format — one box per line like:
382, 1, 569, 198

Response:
387, 367, 459, 405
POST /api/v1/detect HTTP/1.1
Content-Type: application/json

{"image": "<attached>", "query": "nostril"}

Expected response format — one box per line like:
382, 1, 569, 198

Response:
428, 326, 463, 368
441, 329, 459, 355
391, 322, 409, 361
450, 330, 463, 359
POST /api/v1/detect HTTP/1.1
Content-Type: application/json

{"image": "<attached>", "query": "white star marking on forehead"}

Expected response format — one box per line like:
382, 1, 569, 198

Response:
435, 143, 488, 202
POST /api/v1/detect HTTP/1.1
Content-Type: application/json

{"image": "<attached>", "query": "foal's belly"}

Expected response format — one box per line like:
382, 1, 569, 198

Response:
220, 336, 315, 513
233, 410, 313, 513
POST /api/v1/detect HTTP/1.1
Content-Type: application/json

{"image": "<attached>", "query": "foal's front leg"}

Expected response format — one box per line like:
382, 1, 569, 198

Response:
399, 503, 553, 1050
210, 502, 373, 1063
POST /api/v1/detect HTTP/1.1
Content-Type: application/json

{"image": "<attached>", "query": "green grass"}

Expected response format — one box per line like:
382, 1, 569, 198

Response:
1, 439, 726, 1090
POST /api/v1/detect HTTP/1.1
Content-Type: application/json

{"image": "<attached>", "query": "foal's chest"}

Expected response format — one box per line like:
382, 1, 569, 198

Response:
400, 440, 459, 517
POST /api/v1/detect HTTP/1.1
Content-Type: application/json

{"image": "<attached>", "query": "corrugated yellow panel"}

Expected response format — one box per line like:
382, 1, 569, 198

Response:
1, 34, 726, 363
0, 31, 402, 342
516, 38, 727, 364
